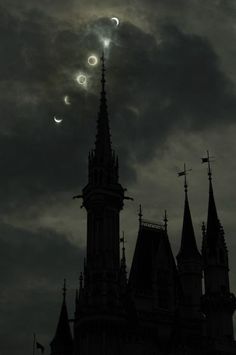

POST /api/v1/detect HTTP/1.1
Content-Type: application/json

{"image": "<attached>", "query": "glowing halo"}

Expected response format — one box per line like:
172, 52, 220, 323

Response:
54, 116, 63, 124
111, 17, 120, 27
64, 95, 71, 105
88, 55, 98, 66
76, 74, 87, 86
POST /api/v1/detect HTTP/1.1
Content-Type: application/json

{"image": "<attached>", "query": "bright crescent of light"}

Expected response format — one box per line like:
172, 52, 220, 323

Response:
54, 116, 63, 124
64, 95, 71, 105
111, 17, 120, 26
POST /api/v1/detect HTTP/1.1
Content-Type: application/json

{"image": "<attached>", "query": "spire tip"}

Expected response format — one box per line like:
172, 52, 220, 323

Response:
63, 279, 67, 301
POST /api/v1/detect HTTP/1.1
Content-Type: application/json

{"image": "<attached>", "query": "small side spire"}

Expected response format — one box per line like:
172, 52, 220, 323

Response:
164, 210, 168, 234
63, 279, 66, 303
120, 231, 127, 287
138, 205, 143, 227
79, 272, 83, 289
177, 164, 200, 261
202, 151, 220, 247
50, 281, 73, 355
78, 272, 84, 306
120, 231, 127, 262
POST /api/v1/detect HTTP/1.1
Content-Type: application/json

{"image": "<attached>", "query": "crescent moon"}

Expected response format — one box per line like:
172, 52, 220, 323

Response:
54, 116, 63, 124
64, 95, 71, 105
111, 17, 120, 27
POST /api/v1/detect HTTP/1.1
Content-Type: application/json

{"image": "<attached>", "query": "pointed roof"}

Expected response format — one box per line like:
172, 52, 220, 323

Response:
50, 281, 73, 355
202, 151, 221, 248
177, 189, 201, 261
94, 53, 112, 161
129, 220, 177, 295
206, 179, 220, 244
177, 169, 201, 261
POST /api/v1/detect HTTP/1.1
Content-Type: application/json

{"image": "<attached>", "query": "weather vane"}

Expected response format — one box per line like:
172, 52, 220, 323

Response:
201, 150, 215, 181
178, 163, 192, 192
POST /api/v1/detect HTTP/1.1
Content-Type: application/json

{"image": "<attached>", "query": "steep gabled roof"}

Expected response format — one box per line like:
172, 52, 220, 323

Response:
50, 284, 73, 355
128, 222, 177, 295
129, 224, 162, 293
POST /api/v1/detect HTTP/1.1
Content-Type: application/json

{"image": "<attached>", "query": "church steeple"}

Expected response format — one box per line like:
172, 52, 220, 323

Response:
50, 280, 73, 355
88, 53, 118, 187
94, 52, 112, 160
81, 53, 125, 309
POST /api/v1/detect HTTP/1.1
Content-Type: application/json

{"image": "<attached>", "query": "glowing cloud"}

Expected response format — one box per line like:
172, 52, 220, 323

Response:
102, 38, 111, 48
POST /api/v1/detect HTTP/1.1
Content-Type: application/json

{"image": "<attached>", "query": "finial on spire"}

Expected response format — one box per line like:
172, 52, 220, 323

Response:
75, 288, 79, 304
79, 272, 83, 289
94, 51, 112, 159
164, 210, 168, 234
63, 279, 67, 302
202, 221, 206, 235
120, 231, 127, 283
202, 150, 214, 181
178, 164, 192, 195
139, 204, 143, 226
101, 51, 106, 94
120, 231, 127, 258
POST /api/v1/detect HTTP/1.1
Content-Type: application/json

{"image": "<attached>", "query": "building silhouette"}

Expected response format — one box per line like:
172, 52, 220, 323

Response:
50, 56, 236, 355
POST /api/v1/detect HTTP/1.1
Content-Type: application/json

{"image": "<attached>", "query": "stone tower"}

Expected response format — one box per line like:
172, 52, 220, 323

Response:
73, 54, 126, 355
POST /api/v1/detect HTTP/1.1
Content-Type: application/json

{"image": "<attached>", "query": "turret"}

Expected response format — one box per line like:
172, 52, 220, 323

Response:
50, 280, 73, 355
202, 154, 236, 341
176, 165, 202, 320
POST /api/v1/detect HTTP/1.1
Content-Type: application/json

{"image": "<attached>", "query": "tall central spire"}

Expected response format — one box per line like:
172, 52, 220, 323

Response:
88, 53, 118, 187
82, 51, 124, 309
94, 53, 112, 160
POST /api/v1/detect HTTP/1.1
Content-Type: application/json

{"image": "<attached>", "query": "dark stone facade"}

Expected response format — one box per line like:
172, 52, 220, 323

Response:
50, 57, 236, 355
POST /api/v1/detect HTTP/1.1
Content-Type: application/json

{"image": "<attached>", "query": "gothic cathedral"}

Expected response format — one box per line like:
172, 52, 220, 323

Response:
50, 56, 236, 355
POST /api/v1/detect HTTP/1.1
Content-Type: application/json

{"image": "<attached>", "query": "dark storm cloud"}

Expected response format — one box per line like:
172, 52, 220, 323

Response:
0, 7, 235, 212
0, 2, 235, 355
0, 223, 83, 355
109, 23, 236, 163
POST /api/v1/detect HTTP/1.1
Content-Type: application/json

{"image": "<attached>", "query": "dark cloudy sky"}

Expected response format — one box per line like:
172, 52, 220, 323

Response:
1, 0, 236, 354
